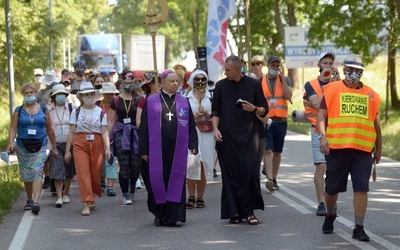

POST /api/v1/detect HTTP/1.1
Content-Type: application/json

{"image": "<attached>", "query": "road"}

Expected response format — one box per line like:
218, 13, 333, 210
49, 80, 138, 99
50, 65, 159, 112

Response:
0, 131, 399, 250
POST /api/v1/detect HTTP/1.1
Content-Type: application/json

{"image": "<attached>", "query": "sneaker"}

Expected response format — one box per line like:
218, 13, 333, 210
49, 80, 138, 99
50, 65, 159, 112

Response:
122, 193, 132, 205
62, 195, 70, 204
42, 177, 50, 189
265, 179, 276, 192
352, 224, 370, 241
316, 202, 326, 216
55, 198, 63, 208
273, 179, 280, 190
107, 187, 116, 196
100, 181, 106, 193
135, 179, 142, 189
322, 213, 337, 234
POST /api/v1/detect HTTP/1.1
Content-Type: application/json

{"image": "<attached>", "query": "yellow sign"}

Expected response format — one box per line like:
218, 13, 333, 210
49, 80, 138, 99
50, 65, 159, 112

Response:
339, 93, 369, 118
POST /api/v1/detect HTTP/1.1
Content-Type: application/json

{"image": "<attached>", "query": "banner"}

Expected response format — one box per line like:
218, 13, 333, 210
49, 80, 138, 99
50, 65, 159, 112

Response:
206, 0, 236, 83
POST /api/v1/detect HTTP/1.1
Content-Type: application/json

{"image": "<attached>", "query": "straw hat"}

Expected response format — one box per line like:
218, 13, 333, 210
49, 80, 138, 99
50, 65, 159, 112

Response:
76, 82, 100, 99
99, 82, 119, 94
250, 55, 265, 65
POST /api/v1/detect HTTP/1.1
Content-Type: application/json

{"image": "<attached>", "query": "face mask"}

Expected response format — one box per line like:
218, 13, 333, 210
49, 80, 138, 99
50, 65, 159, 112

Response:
34, 76, 43, 83
269, 69, 278, 76
24, 96, 36, 104
123, 85, 134, 93
76, 70, 84, 77
82, 96, 96, 105
345, 70, 362, 83
194, 83, 207, 92
94, 85, 102, 90
55, 95, 66, 104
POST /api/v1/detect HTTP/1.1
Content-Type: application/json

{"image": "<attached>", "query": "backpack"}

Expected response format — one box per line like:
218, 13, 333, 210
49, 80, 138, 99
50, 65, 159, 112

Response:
18, 105, 47, 119
112, 95, 140, 122
75, 107, 106, 123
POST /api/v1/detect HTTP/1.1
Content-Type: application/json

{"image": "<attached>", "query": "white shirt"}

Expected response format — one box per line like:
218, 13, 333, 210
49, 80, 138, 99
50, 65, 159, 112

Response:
70, 106, 107, 133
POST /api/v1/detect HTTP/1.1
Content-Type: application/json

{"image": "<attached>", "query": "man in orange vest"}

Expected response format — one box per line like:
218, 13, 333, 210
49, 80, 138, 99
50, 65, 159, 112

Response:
261, 56, 293, 191
303, 52, 340, 216
317, 54, 381, 241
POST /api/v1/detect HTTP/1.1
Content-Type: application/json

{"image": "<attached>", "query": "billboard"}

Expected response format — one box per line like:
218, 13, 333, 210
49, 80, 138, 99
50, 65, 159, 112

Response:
284, 27, 351, 68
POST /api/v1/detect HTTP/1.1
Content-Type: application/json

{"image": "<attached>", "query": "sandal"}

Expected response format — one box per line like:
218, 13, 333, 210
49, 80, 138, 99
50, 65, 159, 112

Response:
24, 200, 33, 211
88, 202, 96, 210
196, 198, 205, 208
185, 196, 196, 209
31, 202, 40, 215
229, 216, 242, 224
107, 187, 116, 197
246, 215, 259, 225
81, 207, 90, 216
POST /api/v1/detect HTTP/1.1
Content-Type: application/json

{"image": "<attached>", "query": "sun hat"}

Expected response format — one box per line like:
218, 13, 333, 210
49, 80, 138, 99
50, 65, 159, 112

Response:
173, 63, 187, 72
343, 54, 364, 70
250, 55, 265, 65
319, 52, 335, 62
76, 82, 99, 99
268, 56, 281, 64
99, 82, 119, 94
34, 68, 44, 76
50, 84, 69, 97
188, 70, 208, 89
42, 70, 61, 86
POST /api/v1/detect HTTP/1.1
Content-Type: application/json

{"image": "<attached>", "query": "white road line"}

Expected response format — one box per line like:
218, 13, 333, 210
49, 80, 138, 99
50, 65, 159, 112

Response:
8, 212, 34, 250
265, 185, 400, 250
335, 229, 378, 250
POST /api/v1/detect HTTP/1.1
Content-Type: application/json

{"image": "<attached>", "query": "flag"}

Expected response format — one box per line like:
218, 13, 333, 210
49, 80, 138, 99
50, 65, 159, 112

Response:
206, 0, 236, 83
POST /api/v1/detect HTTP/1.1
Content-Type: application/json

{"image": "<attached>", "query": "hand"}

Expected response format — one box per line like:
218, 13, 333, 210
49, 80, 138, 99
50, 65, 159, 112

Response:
241, 100, 256, 113
7, 144, 14, 154
279, 65, 285, 78
198, 105, 205, 113
142, 155, 148, 162
190, 149, 198, 155
214, 130, 223, 142
374, 147, 382, 164
52, 148, 59, 159
105, 149, 112, 162
64, 151, 71, 164
319, 137, 330, 155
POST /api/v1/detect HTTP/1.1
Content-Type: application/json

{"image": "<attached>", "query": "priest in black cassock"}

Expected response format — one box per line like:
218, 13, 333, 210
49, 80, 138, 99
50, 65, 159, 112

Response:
211, 55, 268, 225
139, 70, 198, 227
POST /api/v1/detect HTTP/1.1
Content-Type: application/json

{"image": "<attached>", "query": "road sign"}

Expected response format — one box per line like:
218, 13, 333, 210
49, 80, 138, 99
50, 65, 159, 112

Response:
284, 27, 351, 68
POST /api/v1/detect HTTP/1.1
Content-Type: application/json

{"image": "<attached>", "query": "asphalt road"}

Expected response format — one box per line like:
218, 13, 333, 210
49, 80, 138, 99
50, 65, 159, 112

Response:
0, 131, 399, 250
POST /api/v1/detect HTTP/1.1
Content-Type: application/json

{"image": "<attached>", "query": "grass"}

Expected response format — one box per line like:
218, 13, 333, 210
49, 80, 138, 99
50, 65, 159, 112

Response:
0, 163, 24, 222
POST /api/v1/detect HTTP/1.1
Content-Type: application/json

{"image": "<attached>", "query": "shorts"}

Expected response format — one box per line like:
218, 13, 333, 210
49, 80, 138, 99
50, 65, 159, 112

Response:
102, 156, 118, 179
311, 127, 326, 164
265, 121, 287, 153
325, 149, 373, 195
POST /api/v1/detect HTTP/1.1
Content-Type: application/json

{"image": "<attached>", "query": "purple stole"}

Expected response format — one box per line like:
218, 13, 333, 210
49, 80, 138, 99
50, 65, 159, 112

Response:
147, 93, 189, 204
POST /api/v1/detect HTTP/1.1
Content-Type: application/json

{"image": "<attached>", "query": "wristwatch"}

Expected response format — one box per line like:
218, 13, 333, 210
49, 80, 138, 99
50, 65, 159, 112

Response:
318, 134, 325, 139
253, 106, 258, 113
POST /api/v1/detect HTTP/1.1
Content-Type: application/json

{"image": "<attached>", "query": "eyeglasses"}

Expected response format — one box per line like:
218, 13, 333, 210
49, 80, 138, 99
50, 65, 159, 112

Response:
194, 77, 207, 82
251, 62, 263, 67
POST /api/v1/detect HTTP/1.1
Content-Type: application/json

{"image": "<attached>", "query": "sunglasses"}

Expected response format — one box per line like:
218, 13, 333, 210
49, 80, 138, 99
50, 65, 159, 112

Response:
194, 77, 207, 82
251, 62, 263, 67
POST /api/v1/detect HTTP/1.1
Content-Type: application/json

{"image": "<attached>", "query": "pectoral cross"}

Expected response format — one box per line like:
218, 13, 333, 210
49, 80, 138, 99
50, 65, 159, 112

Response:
167, 111, 174, 121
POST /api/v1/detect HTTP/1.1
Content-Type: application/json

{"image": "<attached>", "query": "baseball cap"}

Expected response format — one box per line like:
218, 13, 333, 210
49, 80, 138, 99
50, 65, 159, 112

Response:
343, 54, 364, 70
34, 68, 44, 76
319, 52, 335, 62
268, 56, 281, 64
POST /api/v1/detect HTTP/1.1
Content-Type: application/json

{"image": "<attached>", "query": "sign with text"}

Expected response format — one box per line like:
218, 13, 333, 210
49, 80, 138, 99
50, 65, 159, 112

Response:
284, 27, 351, 68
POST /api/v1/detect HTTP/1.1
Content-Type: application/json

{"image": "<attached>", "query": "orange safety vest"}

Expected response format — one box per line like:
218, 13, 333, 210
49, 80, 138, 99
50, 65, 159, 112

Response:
324, 81, 380, 152
261, 75, 288, 118
303, 78, 323, 126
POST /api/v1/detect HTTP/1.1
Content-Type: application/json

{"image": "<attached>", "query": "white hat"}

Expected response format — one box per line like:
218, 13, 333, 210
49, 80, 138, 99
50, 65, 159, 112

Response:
99, 82, 119, 94
50, 84, 69, 97
188, 70, 208, 89
34, 68, 44, 76
318, 52, 335, 62
42, 70, 61, 85
343, 54, 364, 70
76, 82, 99, 99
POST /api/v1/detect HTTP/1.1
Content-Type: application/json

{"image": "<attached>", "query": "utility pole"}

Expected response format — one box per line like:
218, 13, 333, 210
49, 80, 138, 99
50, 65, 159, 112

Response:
5, 0, 15, 120
49, 0, 53, 69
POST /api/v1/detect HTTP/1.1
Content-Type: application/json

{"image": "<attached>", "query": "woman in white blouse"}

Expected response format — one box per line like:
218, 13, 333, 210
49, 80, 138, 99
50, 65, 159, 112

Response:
64, 82, 111, 216
47, 84, 76, 208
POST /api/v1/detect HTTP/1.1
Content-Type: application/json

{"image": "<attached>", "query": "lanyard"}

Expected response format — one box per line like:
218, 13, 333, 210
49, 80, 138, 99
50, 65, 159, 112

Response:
122, 98, 133, 118
55, 105, 65, 133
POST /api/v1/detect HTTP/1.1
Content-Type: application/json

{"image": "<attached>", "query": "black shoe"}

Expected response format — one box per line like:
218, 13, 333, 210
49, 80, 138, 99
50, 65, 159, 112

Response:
31, 202, 40, 215
42, 177, 50, 189
100, 181, 106, 193
273, 179, 280, 190
322, 213, 337, 234
316, 202, 326, 216
154, 217, 164, 227
352, 224, 370, 241
213, 168, 218, 178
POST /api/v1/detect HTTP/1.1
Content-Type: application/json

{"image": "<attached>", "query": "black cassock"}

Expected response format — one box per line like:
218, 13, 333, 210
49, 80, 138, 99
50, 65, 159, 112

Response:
211, 75, 268, 219
139, 91, 198, 225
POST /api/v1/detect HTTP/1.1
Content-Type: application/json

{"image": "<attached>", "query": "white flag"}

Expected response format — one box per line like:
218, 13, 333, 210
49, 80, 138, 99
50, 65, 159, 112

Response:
206, 0, 236, 83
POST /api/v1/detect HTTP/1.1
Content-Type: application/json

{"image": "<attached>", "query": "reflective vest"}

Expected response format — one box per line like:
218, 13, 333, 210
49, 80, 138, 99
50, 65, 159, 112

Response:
303, 78, 323, 126
261, 75, 288, 118
324, 81, 380, 152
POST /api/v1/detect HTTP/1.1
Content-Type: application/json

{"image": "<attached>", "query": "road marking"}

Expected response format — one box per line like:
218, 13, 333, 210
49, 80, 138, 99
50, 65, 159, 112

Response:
335, 229, 378, 250
8, 212, 34, 250
266, 185, 400, 250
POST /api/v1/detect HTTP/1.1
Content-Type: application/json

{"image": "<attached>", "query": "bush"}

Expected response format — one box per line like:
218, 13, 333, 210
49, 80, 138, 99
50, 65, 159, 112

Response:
0, 164, 23, 222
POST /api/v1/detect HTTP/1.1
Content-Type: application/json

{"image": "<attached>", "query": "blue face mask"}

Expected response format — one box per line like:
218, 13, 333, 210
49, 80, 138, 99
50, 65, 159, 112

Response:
55, 95, 66, 104
24, 96, 36, 104
269, 69, 278, 76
